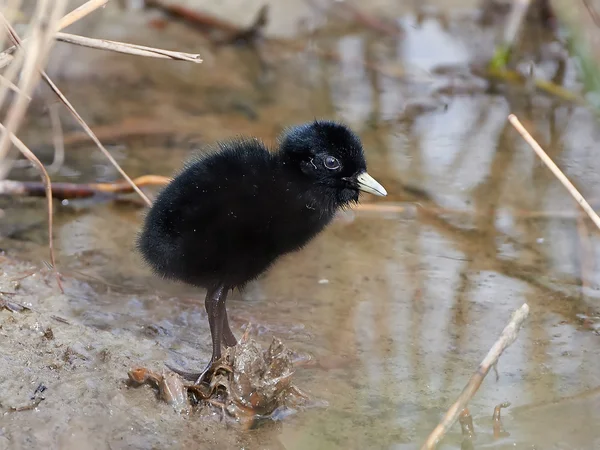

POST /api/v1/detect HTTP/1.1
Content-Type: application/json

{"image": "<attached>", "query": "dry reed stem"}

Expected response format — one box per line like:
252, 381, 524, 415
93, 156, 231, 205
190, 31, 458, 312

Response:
2, 18, 152, 205
508, 114, 600, 231
0, 0, 109, 69
0, 27, 26, 113
420, 303, 530, 450
57, 0, 109, 29
0, 0, 22, 50
0, 1, 67, 172
41, 74, 152, 205
46, 101, 65, 174
503, 0, 532, 46
0, 73, 28, 97
0, 123, 62, 292
55, 32, 202, 62
0, 1, 67, 291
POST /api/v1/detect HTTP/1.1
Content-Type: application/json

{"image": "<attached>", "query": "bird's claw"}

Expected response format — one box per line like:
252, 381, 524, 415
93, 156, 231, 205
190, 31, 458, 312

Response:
165, 361, 212, 384
165, 359, 231, 385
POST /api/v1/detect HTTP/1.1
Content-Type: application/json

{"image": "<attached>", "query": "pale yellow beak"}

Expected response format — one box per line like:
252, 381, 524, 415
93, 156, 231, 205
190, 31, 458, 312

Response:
356, 172, 387, 197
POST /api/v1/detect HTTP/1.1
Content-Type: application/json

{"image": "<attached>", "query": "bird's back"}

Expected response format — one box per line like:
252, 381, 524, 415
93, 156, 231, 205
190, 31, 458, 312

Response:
138, 139, 335, 289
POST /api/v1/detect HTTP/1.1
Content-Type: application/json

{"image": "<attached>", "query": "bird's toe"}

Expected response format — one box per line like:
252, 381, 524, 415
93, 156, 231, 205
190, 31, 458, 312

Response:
165, 361, 213, 384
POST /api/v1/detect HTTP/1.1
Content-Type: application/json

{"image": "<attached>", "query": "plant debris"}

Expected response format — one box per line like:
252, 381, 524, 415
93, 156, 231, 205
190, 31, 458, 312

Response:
493, 401, 511, 439
128, 333, 313, 428
0, 293, 29, 313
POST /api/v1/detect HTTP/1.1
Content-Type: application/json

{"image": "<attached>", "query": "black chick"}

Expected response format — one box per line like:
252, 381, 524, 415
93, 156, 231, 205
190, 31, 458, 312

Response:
137, 120, 386, 384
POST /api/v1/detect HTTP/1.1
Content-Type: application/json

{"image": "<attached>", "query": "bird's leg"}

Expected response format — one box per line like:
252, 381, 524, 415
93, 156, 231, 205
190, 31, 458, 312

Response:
192, 283, 229, 384
166, 284, 230, 385
221, 299, 238, 348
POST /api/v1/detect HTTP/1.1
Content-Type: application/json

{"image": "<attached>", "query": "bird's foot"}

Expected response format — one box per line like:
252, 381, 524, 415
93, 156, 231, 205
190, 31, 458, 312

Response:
166, 358, 232, 385
165, 360, 213, 384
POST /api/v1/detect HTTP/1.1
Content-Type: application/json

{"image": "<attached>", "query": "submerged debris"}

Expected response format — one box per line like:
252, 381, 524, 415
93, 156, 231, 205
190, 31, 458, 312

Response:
7, 383, 47, 413
493, 402, 511, 439
0, 299, 26, 312
458, 403, 512, 449
459, 407, 475, 439
129, 367, 189, 412
0, 291, 28, 313
128, 334, 313, 427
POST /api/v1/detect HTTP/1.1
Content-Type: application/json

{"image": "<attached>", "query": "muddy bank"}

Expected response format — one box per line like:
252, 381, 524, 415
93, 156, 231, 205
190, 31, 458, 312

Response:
0, 256, 298, 449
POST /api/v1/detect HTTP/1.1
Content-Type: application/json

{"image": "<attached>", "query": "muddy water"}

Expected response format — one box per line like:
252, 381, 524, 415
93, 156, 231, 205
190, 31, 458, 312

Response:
2, 1, 600, 449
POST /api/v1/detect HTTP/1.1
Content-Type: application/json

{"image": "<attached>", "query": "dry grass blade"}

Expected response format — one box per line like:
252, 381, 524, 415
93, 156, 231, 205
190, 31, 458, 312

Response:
41, 74, 152, 205
0, 125, 62, 292
2, 18, 152, 205
58, 0, 109, 29
0, 73, 29, 98
46, 102, 65, 174
508, 114, 600, 231
55, 32, 202, 62
0, 29, 27, 115
0, 1, 67, 175
420, 304, 530, 450
0, 1, 68, 291
0, 0, 22, 50
0, 0, 109, 69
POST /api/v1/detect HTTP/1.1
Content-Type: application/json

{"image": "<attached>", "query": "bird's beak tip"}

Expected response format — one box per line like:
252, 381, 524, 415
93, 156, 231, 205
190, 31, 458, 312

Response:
356, 172, 387, 197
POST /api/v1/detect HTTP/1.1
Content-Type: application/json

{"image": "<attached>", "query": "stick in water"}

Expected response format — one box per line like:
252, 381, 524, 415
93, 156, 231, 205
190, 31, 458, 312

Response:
420, 303, 530, 450
508, 114, 600, 231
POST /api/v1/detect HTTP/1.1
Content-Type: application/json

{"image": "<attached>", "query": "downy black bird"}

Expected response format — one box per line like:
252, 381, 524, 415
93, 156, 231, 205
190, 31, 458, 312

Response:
137, 120, 387, 384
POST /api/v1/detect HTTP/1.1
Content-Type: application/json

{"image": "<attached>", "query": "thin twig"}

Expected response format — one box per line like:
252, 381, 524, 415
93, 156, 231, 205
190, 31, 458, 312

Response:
0, 124, 62, 292
0, 0, 109, 69
46, 101, 65, 175
420, 304, 530, 450
0, 175, 169, 199
0, 0, 22, 50
55, 32, 202, 62
0, 73, 29, 98
42, 72, 152, 205
492, 402, 511, 439
508, 114, 600, 231
478, 66, 583, 103
0, 0, 27, 118
504, 0, 532, 46
8, 397, 44, 412
58, 0, 109, 30
458, 408, 474, 439
488, 0, 532, 69
0, 2, 67, 173
3, 21, 152, 206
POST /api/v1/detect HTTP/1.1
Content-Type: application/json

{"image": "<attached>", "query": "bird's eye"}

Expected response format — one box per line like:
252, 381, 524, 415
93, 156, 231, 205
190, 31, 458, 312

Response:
324, 156, 340, 170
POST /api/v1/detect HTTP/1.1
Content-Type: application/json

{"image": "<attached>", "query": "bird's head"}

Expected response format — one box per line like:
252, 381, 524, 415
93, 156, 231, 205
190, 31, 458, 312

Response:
279, 120, 387, 205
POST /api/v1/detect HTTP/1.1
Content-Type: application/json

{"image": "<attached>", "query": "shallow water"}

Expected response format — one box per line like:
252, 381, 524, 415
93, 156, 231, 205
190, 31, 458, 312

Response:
2, 1, 600, 449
